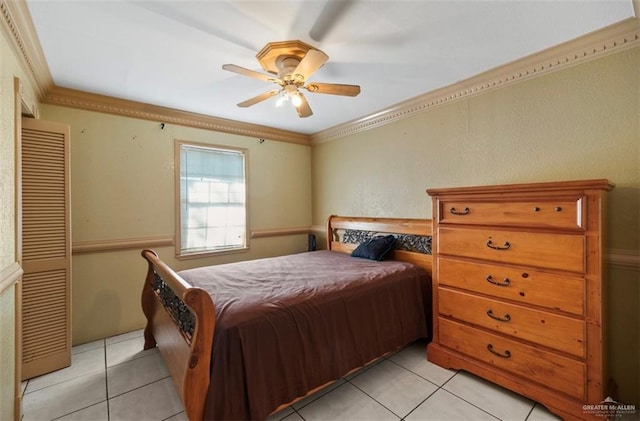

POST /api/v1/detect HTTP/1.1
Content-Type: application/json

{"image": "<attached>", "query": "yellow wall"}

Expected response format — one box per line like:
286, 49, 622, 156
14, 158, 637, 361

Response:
8, 18, 637, 412
311, 47, 640, 406
38, 105, 312, 344
0, 290, 16, 420
1, 31, 18, 421
0, 20, 39, 421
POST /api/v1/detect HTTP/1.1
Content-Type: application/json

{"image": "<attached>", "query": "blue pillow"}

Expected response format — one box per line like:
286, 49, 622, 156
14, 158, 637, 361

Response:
351, 235, 396, 261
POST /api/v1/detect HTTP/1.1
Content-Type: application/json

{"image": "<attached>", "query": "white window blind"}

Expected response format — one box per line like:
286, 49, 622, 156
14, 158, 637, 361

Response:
178, 143, 247, 255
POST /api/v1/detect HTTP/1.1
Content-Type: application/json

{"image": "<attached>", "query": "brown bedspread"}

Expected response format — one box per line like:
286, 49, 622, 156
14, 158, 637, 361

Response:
178, 250, 431, 420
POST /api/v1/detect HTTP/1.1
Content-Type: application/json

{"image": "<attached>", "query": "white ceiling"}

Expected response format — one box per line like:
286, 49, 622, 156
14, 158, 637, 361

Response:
26, 1, 635, 135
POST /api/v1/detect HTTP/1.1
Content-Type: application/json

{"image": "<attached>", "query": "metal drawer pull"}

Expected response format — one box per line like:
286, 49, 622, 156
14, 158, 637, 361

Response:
533, 207, 540, 212
555, 206, 562, 211
486, 239, 510, 250
487, 344, 512, 358
486, 275, 511, 287
449, 207, 470, 215
486, 309, 511, 322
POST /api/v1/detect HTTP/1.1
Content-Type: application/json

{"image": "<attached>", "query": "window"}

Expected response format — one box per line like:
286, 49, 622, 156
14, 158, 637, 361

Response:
176, 141, 248, 257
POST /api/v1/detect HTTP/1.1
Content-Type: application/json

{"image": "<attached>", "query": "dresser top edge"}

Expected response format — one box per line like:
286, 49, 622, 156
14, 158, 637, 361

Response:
426, 179, 615, 197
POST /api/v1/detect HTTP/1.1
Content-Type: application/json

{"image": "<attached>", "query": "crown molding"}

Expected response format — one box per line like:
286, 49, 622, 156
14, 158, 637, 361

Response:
3, 0, 309, 144
0, 0, 53, 100
44, 86, 311, 145
5, 0, 638, 147
310, 17, 640, 144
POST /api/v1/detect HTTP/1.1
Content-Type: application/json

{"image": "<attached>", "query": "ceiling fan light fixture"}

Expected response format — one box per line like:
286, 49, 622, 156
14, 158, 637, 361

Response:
223, 40, 360, 118
275, 93, 287, 107
290, 93, 303, 107
275, 88, 302, 108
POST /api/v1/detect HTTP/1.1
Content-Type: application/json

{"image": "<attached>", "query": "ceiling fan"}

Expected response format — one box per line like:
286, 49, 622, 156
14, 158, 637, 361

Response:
222, 40, 361, 118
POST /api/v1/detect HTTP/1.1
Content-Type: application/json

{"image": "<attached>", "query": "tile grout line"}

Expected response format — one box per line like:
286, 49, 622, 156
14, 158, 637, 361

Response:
438, 372, 525, 420
293, 346, 453, 420
23, 342, 109, 421
50, 340, 107, 421
70, 342, 106, 356
162, 409, 185, 421
21, 368, 106, 397
290, 379, 348, 413
524, 402, 537, 420
384, 352, 468, 419
25, 342, 112, 397
400, 385, 442, 420
50, 402, 107, 421
353, 358, 451, 419
291, 406, 305, 421
343, 376, 404, 420
25, 333, 171, 421
107, 376, 173, 401
385, 355, 454, 389
26, 335, 545, 421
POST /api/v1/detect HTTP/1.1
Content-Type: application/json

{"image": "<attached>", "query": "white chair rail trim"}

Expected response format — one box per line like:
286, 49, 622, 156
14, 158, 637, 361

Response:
250, 227, 310, 239
63, 233, 640, 272
72, 236, 175, 255
0, 262, 23, 295
607, 249, 640, 271
71, 229, 311, 255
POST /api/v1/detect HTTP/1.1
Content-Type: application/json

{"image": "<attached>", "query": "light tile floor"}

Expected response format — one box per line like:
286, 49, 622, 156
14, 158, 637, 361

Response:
22, 329, 564, 421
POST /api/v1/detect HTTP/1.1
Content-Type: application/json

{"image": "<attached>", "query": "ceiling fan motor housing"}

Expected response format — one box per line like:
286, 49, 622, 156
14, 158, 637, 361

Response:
255, 40, 317, 76
277, 56, 303, 78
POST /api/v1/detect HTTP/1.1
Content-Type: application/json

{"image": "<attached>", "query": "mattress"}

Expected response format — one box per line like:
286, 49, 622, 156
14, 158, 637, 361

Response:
179, 250, 432, 420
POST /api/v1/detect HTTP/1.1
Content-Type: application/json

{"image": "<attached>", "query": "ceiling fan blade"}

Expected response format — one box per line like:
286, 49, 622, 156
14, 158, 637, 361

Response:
295, 93, 313, 118
222, 64, 279, 83
293, 49, 329, 80
309, 0, 356, 42
304, 82, 361, 97
237, 90, 280, 107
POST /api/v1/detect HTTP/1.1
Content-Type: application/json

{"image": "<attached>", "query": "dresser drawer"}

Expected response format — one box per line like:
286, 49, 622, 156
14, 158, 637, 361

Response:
438, 318, 585, 400
439, 197, 583, 230
437, 227, 584, 272
438, 289, 585, 357
438, 257, 584, 315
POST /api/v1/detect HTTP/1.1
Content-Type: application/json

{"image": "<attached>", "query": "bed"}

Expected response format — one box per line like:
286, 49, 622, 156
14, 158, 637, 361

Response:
141, 215, 433, 420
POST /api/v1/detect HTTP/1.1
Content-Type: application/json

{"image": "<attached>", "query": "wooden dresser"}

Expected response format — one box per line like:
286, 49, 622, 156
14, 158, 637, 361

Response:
427, 179, 614, 420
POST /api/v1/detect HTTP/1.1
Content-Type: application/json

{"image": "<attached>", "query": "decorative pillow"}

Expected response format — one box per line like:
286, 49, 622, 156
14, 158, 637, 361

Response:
351, 235, 396, 261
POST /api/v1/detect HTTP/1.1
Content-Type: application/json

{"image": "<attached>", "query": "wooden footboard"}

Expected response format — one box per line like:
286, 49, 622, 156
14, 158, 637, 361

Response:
141, 249, 215, 421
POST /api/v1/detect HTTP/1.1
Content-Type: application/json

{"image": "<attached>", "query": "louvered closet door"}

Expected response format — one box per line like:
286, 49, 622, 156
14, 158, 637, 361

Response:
21, 117, 71, 380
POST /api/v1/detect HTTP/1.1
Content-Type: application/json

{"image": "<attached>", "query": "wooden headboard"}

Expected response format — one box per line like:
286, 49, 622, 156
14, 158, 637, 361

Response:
326, 215, 433, 276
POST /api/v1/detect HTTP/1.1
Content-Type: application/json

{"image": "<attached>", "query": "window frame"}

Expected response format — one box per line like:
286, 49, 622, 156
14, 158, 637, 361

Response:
174, 139, 250, 260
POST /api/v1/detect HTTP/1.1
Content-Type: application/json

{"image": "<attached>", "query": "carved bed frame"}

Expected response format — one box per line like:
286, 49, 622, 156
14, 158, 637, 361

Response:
141, 215, 432, 420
